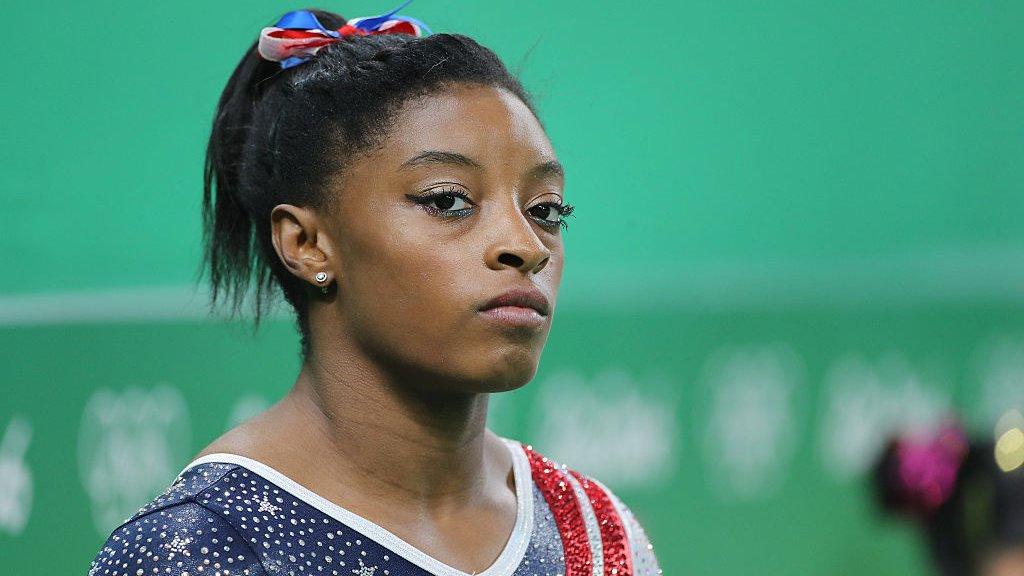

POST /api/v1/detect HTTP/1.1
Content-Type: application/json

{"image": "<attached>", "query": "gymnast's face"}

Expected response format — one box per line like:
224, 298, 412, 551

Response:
311, 83, 566, 393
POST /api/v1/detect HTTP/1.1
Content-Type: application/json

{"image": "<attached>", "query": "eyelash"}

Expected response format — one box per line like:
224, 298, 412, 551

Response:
413, 186, 576, 231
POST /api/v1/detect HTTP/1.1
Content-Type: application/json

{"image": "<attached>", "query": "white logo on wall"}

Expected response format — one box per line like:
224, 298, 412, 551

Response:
698, 344, 804, 502
530, 367, 679, 489
0, 415, 32, 536
818, 351, 951, 481
972, 336, 1024, 426
78, 385, 191, 535
226, 394, 270, 430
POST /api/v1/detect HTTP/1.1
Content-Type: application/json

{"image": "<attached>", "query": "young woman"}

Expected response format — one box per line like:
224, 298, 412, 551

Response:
88, 3, 662, 576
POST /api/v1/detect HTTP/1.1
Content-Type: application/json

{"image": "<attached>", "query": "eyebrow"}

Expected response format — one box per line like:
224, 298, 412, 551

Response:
528, 159, 565, 181
400, 150, 482, 170
399, 150, 564, 181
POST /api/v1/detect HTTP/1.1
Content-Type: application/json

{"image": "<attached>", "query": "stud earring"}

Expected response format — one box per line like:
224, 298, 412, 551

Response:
314, 271, 329, 294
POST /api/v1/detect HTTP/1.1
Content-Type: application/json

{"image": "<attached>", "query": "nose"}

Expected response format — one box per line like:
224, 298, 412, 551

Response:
484, 204, 552, 274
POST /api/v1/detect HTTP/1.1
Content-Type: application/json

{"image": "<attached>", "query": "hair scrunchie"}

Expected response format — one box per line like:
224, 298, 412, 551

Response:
258, 0, 432, 69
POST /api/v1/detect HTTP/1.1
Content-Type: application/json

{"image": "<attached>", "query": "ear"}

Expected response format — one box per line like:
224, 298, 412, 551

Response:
270, 204, 334, 286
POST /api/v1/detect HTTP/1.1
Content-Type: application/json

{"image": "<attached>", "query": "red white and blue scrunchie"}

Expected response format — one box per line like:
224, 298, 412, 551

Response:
258, 0, 432, 69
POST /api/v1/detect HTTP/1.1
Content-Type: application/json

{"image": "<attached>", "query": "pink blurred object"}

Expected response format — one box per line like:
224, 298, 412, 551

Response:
894, 420, 970, 515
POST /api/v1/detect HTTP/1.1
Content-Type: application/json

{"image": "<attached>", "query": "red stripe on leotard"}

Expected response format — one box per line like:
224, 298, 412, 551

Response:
523, 444, 595, 576
569, 470, 634, 576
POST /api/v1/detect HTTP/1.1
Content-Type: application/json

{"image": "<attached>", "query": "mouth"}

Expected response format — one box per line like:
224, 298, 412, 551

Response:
478, 287, 551, 317
477, 287, 551, 328
476, 305, 547, 328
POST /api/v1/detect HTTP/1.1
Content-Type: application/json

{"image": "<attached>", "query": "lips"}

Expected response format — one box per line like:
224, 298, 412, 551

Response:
478, 287, 551, 316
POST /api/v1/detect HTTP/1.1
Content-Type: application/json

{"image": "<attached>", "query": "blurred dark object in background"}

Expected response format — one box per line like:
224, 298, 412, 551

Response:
872, 414, 1024, 576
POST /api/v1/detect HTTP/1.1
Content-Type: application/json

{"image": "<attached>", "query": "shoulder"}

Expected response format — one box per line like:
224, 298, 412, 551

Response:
88, 499, 266, 576
104, 459, 241, 526
88, 462, 267, 576
518, 442, 663, 576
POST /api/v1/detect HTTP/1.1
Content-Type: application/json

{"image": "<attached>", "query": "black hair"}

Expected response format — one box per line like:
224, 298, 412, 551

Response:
872, 434, 1024, 576
198, 8, 541, 360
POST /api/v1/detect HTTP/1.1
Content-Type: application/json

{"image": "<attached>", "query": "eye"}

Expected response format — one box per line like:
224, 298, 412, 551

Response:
410, 186, 475, 217
529, 201, 576, 231
428, 193, 471, 212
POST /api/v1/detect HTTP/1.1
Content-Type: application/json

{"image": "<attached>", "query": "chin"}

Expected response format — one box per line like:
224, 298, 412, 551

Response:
477, 349, 541, 392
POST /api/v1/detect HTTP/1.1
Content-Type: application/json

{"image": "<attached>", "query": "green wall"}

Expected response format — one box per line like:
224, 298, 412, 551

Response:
2, 1, 1023, 574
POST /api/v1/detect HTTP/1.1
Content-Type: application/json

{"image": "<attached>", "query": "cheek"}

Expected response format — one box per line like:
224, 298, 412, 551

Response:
544, 248, 565, 291
341, 240, 474, 364
331, 212, 563, 388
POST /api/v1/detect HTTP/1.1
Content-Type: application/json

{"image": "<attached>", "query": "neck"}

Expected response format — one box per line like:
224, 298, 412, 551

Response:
278, 344, 503, 512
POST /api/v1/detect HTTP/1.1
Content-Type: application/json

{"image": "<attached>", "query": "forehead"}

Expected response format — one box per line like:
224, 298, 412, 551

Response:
378, 84, 555, 163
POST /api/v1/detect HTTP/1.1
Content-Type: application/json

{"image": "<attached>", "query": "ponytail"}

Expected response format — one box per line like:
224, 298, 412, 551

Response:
200, 10, 348, 331
200, 39, 272, 323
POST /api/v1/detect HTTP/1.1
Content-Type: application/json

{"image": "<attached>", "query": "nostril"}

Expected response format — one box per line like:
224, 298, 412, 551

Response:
498, 253, 524, 268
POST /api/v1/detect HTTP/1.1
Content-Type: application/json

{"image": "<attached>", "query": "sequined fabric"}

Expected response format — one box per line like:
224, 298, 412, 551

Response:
523, 445, 595, 576
562, 473, 603, 576
511, 487, 565, 576
596, 483, 662, 576
88, 439, 660, 576
609, 500, 662, 576
567, 471, 631, 576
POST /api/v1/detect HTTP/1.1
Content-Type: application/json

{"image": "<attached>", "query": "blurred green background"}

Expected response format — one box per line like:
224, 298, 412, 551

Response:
2, 1, 1023, 574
